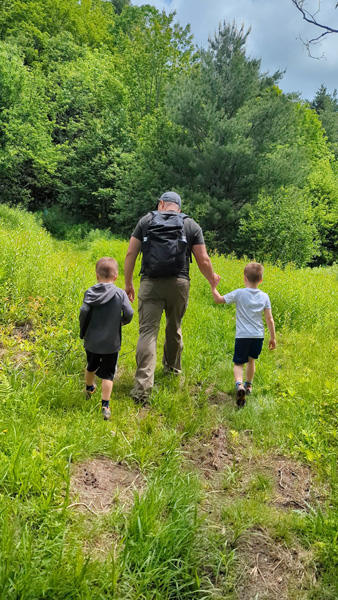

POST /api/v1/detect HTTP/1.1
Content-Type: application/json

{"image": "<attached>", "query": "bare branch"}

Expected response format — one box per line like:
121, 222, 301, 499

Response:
292, 0, 338, 33
291, 0, 338, 56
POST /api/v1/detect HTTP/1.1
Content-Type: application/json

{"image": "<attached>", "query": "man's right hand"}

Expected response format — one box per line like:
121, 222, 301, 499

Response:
125, 284, 135, 303
209, 273, 221, 288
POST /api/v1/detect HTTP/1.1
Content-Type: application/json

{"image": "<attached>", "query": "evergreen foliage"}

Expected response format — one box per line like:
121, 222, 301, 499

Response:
0, 2, 337, 265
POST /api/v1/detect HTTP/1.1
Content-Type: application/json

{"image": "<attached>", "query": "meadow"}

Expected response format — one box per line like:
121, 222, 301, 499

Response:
1, 204, 338, 599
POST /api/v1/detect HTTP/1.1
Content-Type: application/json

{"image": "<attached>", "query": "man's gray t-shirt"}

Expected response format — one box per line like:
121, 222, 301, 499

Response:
132, 211, 204, 280
223, 288, 271, 338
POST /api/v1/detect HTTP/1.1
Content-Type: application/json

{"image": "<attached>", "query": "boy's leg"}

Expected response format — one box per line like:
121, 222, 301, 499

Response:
233, 363, 244, 384
246, 356, 256, 382
102, 379, 114, 401
85, 352, 100, 399
96, 353, 119, 420
85, 369, 96, 387
101, 379, 113, 420
233, 363, 246, 407
244, 340, 263, 395
233, 339, 249, 407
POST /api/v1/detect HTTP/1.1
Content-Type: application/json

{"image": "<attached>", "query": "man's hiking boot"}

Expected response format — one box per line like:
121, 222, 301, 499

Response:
130, 387, 150, 405
102, 406, 111, 421
236, 384, 246, 408
85, 384, 97, 400
163, 365, 181, 376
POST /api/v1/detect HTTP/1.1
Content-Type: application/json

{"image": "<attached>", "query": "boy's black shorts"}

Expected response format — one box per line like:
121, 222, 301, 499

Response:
233, 338, 264, 364
86, 350, 118, 381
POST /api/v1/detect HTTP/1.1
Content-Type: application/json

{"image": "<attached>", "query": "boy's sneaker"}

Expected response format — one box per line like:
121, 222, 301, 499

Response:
244, 383, 252, 396
85, 384, 97, 400
102, 406, 111, 420
236, 384, 246, 408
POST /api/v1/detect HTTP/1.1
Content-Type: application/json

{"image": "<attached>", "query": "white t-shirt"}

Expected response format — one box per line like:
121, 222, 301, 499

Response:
223, 288, 271, 339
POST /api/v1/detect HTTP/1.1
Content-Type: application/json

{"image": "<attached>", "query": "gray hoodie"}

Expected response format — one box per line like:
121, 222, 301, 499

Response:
79, 283, 133, 354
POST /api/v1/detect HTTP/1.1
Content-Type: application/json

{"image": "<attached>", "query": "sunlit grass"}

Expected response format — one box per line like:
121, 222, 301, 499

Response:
1, 205, 338, 597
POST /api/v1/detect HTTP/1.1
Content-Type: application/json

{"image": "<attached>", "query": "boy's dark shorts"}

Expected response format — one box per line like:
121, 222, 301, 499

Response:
233, 338, 264, 364
86, 350, 118, 381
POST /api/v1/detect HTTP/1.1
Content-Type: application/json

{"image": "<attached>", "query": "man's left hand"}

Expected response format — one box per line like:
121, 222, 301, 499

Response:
125, 284, 135, 303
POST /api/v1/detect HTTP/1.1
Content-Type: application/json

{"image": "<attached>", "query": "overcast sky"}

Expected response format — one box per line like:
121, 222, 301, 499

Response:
132, 0, 338, 101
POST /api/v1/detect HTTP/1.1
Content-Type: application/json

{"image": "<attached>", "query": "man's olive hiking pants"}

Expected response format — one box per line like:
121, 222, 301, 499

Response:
131, 277, 190, 400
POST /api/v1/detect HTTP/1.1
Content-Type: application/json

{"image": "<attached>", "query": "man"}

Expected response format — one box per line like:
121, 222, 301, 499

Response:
124, 191, 220, 402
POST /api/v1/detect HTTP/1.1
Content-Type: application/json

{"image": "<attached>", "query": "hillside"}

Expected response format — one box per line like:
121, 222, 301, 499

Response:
1, 205, 338, 599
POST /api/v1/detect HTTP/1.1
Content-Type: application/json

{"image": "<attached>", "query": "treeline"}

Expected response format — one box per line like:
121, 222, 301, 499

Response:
1, 0, 338, 266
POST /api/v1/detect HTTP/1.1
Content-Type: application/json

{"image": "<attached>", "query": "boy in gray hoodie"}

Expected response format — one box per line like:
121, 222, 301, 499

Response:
79, 257, 133, 420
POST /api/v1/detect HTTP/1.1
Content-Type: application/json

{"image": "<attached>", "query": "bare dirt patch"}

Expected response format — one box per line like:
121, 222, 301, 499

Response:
237, 453, 324, 511
70, 457, 144, 514
11, 321, 33, 339
235, 528, 315, 600
207, 390, 234, 406
185, 426, 324, 510
184, 426, 237, 479
259, 456, 314, 510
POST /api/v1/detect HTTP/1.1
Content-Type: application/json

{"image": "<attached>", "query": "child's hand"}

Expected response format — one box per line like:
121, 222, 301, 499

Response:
269, 339, 276, 350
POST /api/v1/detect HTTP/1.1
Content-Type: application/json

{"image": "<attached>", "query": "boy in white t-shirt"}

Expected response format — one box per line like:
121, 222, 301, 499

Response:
211, 262, 276, 407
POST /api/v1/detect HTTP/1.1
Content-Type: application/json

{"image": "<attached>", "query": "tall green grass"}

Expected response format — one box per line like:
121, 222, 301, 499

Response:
1, 204, 338, 597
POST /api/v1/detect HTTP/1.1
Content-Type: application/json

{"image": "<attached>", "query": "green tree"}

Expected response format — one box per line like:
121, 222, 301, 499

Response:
305, 158, 338, 265
238, 187, 319, 267
0, 42, 58, 206
108, 0, 130, 15
47, 49, 130, 221
113, 5, 195, 122
311, 85, 338, 156
0, 0, 116, 65
160, 24, 308, 252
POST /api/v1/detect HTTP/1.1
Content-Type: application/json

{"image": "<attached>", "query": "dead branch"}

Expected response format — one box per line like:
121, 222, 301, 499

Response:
291, 0, 338, 56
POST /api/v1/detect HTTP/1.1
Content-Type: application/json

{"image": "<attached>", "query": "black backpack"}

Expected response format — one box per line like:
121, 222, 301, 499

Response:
141, 211, 189, 278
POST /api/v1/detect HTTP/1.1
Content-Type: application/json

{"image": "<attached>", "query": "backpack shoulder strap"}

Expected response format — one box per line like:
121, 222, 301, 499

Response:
142, 211, 156, 238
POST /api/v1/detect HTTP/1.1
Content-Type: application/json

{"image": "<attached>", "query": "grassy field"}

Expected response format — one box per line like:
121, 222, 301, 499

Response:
1, 204, 338, 599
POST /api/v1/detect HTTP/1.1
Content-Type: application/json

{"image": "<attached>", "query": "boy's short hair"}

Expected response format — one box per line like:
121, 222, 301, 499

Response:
96, 257, 118, 279
244, 262, 263, 283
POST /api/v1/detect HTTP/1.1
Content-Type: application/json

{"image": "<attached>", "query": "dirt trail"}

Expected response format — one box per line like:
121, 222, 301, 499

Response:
185, 423, 322, 598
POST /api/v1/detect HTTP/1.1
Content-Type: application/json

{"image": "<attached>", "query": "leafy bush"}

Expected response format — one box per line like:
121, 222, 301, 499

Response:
238, 187, 319, 266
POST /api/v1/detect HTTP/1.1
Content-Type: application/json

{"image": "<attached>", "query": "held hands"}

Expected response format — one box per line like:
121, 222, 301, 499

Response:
209, 278, 224, 304
210, 273, 221, 288
269, 339, 276, 350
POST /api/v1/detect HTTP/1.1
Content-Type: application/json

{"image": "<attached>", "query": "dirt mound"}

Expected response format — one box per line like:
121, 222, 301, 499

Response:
235, 528, 315, 600
268, 456, 312, 510
70, 457, 143, 514
207, 390, 234, 406
186, 426, 323, 510
239, 454, 321, 511
11, 321, 33, 339
185, 426, 236, 478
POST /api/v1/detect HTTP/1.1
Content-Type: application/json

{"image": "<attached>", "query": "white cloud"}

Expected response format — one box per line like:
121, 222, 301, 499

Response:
132, 0, 338, 99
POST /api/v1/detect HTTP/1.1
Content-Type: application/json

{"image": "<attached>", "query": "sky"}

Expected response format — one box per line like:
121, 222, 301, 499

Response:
132, 0, 338, 101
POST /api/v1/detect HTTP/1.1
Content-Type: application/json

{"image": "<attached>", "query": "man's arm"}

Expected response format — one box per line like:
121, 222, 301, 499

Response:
124, 236, 141, 302
192, 244, 220, 287
264, 308, 276, 349
121, 290, 134, 325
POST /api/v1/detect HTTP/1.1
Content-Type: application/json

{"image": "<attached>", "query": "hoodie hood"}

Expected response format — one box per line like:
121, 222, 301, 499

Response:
83, 283, 117, 306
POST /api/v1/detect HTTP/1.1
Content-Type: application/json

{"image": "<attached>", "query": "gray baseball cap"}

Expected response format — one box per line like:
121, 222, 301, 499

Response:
159, 191, 181, 208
